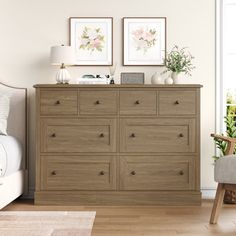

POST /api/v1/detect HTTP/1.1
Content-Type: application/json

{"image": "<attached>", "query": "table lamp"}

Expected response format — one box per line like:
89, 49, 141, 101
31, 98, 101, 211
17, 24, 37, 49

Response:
50, 45, 75, 84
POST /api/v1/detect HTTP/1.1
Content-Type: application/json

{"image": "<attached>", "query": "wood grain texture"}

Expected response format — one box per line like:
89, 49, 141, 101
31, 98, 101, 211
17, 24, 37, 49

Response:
5, 200, 236, 236
35, 85, 202, 205
158, 90, 197, 116
40, 90, 78, 115
210, 183, 225, 224
34, 191, 201, 206
41, 156, 116, 191
40, 118, 116, 153
120, 118, 196, 153
119, 155, 195, 190
119, 90, 157, 115
34, 84, 203, 88
79, 90, 118, 115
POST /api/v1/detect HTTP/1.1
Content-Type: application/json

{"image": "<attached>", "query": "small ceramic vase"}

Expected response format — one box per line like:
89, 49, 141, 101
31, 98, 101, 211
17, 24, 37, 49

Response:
151, 72, 163, 84
164, 77, 173, 85
171, 72, 180, 84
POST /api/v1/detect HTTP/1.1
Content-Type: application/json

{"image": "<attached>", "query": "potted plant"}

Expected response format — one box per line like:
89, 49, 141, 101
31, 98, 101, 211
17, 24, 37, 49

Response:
213, 116, 236, 204
164, 45, 195, 84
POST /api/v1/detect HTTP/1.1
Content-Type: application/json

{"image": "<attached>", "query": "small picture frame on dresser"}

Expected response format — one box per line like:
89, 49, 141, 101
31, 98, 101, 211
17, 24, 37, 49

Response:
120, 72, 145, 84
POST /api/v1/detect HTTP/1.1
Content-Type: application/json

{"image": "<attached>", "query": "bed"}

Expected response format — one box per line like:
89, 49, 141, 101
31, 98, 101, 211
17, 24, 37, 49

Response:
0, 82, 28, 209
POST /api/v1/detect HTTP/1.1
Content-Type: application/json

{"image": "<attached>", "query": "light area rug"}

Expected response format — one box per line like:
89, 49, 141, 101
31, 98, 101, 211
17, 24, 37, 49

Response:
0, 211, 96, 236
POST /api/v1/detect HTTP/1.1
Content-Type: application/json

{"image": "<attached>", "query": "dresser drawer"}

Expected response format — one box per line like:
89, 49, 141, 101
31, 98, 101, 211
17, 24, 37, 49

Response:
158, 91, 196, 116
41, 118, 116, 153
40, 90, 78, 115
120, 91, 157, 115
120, 156, 195, 190
41, 155, 116, 190
79, 90, 118, 115
120, 118, 196, 153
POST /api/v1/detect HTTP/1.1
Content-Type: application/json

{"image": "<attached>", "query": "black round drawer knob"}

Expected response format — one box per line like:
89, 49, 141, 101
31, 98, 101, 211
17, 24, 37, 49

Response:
95, 100, 100, 105
131, 133, 135, 138
135, 100, 140, 105
174, 100, 180, 105
51, 133, 56, 138
179, 133, 184, 137
51, 171, 57, 176
55, 100, 61, 105
179, 170, 184, 175
100, 133, 104, 137
100, 171, 105, 175
131, 171, 136, 175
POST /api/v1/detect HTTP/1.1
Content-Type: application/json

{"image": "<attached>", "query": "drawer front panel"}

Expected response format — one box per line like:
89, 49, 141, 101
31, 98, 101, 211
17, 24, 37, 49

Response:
120, 156, 195, 190
120, 91, 157, 115
120, 118, 196, 153
41, 118, 116, 153
158, 91, 196, 116
40, 90, 78, 115
79, 90, 118, 115
41, 156, 116, 190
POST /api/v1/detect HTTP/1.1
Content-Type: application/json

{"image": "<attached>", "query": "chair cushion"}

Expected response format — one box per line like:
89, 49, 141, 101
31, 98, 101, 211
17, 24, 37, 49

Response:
215, 155, 236, 184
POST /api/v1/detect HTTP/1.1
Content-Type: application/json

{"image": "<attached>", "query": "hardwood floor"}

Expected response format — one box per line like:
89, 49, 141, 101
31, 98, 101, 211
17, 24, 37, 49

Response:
3, 200, 236, 235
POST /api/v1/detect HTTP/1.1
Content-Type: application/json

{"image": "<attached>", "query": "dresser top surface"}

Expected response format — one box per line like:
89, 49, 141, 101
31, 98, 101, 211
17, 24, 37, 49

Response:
34, 84, 203, 88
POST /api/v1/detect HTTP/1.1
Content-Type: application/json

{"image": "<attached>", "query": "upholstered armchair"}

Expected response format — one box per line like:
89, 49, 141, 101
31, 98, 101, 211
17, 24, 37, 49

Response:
210, 134, 236, 224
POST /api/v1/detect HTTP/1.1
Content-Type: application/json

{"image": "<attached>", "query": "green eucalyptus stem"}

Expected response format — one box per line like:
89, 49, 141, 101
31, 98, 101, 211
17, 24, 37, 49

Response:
164, 45, 195, 76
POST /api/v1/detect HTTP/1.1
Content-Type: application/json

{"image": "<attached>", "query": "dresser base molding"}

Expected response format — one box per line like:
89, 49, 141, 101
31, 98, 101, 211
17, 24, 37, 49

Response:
34, 191, 201, 206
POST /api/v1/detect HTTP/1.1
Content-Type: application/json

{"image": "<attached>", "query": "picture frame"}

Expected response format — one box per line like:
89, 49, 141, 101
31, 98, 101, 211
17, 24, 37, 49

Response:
69, 17, 113, 66
120, 72, 145, 84
123, 17, 166, 66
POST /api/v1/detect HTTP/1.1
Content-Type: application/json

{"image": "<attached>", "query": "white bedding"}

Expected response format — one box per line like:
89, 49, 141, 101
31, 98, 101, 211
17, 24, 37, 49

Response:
0, 135, 22, 177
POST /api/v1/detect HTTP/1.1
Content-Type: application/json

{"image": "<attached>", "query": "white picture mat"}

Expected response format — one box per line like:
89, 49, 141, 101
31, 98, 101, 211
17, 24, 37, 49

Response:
123, 18, 166, 65
70, 18, 112, 65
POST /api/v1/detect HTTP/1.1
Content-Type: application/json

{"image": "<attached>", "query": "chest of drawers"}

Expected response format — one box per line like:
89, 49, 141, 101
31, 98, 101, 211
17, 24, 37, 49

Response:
34, 84, 202, 205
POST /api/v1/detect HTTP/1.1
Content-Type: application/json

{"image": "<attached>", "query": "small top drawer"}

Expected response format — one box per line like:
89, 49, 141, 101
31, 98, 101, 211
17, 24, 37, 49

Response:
120, 91, 157, 115
79, 90, 118, 115
40, 90, 78, 115
158, 91, 196, 116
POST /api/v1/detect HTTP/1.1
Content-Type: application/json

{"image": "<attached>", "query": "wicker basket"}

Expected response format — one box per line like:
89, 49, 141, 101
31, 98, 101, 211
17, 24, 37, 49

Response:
224, 190, 236, 204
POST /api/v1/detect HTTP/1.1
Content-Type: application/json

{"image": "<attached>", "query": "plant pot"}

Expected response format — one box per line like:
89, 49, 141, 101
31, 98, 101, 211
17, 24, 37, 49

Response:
171, 72, 180, 84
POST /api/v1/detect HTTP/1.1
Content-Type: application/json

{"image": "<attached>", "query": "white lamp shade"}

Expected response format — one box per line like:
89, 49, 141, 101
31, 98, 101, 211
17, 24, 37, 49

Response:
50, 45, 75, 65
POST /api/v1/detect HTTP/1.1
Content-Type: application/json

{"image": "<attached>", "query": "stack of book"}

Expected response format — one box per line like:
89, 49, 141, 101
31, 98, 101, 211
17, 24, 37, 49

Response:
76, 77, 109, 84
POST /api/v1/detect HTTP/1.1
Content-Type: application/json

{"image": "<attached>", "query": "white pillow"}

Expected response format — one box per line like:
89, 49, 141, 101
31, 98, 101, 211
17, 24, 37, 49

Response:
0, 94, 10, 135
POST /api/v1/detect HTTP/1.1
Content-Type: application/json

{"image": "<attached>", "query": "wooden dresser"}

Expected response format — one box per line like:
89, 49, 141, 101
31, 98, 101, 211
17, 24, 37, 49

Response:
34, 84, 202, 205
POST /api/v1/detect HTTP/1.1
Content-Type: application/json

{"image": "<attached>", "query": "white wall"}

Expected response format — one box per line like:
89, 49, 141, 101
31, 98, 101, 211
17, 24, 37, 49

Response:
0, 0, 216, 196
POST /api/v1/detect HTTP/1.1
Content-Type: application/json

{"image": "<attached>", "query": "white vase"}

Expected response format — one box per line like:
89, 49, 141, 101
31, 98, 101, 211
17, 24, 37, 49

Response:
151, 72, 163, 84
164, 77, 173, 85
171, 72, 180, 84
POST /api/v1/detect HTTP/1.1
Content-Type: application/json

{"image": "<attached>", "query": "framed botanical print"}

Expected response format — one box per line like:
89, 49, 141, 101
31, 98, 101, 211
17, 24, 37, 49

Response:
69, 17, 113, 65
123, 17, 166, 66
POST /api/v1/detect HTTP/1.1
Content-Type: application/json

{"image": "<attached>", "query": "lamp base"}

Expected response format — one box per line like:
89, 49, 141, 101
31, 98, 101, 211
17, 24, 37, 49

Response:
55, 68, 71, 84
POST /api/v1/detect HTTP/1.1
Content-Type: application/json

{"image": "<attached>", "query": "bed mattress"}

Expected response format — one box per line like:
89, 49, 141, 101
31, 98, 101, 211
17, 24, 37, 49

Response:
0, 135, 22, 177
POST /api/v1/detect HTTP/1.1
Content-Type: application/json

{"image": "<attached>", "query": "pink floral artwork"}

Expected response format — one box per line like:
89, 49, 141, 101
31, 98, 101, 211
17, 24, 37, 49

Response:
79, 27, 105, 53
132, 27, 157, 54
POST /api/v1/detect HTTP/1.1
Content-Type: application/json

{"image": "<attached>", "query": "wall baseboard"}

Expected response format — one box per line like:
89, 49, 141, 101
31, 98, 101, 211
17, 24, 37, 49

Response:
201, 189, 216, 199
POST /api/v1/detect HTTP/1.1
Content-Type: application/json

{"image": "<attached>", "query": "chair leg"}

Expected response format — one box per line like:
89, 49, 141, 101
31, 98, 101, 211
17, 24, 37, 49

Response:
210, 183, 225, 224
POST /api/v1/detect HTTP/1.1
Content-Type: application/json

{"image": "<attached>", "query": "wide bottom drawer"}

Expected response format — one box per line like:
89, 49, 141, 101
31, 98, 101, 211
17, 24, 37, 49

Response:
40, 156, 116, 191
120, 156, 196, 190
